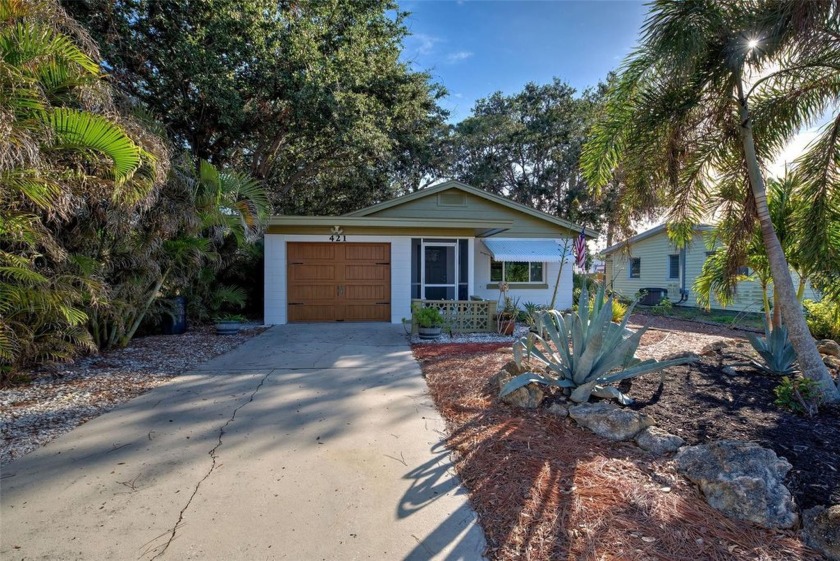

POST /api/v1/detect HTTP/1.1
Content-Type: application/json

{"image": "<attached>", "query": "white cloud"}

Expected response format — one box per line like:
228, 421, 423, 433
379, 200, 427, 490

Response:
445, 50, 473, 64
405, 33, 441, 56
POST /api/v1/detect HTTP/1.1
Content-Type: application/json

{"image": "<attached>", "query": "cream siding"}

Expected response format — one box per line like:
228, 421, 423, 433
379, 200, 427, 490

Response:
604, 230, 820, 312
604, 232, 681, 301
363, 192, 578, 238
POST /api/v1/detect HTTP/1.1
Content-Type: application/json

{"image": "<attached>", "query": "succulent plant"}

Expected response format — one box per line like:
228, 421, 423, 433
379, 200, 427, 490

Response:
747, 318, 798, 376
500, 283, 696, 405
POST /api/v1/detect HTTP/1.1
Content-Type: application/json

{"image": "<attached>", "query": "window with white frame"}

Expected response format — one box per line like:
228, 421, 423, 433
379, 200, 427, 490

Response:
629, 257, 641, 278
490, 260, 545, 284
668, 254, 680, 279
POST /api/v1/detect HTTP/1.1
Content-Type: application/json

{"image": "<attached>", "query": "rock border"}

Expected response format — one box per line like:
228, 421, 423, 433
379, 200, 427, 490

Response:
490, 359, 837, 554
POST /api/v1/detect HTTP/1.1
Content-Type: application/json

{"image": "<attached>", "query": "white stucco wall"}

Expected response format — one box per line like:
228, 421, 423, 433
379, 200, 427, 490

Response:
263, 234, 412, 325
264, 234, 575, 325
472, 238, 574, 311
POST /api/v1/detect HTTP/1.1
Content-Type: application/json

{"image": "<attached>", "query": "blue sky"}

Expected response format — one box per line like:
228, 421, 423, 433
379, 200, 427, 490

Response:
399, 0, 649, 122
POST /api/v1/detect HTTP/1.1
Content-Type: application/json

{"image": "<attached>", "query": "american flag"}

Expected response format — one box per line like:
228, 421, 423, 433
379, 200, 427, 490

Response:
573, 227, 587, 270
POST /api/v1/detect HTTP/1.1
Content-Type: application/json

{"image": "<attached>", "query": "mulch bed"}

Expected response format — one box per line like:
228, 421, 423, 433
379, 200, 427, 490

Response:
622, 341, 840, 511
415, 341, 828, 560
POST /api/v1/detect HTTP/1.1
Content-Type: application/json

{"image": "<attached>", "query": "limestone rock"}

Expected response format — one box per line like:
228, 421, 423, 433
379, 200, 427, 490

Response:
700, 341, 727, 357
493, 361, 544, 409
634, 426, 684, 455
824, 355, 840, 372
547, 402, 569, 418
501, 384, 544, 409
817, 339, 840, 358
568, 402, 655, 441
803, 505, 840, 561
663, 351, 700, 362
674, 440, 798, 529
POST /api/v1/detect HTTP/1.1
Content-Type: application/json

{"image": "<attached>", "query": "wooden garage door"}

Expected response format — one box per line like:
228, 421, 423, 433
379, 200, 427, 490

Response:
287, 243, 391, 322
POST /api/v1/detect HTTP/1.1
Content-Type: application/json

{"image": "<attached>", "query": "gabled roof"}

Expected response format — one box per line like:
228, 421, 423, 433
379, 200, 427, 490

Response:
344, 180, 598, 238
601, 223, 715, 255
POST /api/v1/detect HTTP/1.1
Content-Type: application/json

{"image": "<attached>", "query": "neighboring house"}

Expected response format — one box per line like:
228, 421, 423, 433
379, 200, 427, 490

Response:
264, 180, 596, 325
602, 224, 819, 313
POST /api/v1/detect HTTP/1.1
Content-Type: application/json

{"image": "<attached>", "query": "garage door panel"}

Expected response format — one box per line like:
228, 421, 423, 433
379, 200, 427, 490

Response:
288, 284, 337, 301
344, 264, 388, 281
289, 244, 336, 261
287, 242, 390, 323
344, 284, 388, 301
287, 305, 337, 322
344, 304, 390, 321
289, 264, 336, 281
345, 244, 389, 262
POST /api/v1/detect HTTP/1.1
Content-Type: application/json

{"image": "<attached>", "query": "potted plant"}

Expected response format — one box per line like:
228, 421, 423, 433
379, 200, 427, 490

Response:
522, 301, 547, 334
497, 296, 520, 335
412, 304, 444, 339
214, 313, 246, 335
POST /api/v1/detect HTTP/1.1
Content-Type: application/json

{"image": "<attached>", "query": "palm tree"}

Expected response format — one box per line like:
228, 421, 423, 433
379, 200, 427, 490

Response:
0, 0, 161, 373
695, 174, 821, 327
582, 0, 839, 401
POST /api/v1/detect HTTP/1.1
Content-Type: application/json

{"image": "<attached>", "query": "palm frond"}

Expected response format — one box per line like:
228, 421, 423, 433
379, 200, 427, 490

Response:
44, 107, 142, 183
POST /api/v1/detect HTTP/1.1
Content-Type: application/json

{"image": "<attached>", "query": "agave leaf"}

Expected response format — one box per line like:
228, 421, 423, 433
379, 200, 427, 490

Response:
570, 313, 584, 365
600, 355, 696, 384
569, 379, 599, 403
746, 318, 797, 375
543, 310, 572, 366
500, 372, 557, 397
513, 339, 524, 366
589, 324, 649, 378
579, 281, 590, 335
574, 300, 614, 384
591, 385, 634, 405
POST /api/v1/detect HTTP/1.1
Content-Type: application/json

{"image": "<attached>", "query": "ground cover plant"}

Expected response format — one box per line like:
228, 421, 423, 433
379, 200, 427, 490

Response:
415, 323, 837, 559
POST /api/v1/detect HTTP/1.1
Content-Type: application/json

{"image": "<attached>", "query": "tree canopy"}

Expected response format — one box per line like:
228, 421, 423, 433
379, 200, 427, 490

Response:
448, 78, 619, 233
65, 0, 449, 214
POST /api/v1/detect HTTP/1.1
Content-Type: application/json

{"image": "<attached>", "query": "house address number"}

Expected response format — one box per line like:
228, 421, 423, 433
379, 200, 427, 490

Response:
330, 226, 346, 242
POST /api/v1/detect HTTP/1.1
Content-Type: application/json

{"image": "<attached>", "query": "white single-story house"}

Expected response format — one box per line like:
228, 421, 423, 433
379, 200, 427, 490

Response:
264, 180, 596, 325
602, 223, 819, 312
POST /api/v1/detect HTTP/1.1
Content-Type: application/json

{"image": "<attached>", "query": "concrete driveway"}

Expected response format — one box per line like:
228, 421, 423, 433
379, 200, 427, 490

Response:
0, 324, 486, 560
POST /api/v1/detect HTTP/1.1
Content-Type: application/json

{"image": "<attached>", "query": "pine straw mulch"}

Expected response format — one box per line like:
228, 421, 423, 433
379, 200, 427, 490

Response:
415, 342, 824, 561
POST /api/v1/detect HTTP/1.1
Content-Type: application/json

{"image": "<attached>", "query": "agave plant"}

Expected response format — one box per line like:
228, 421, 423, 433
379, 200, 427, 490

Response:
746, 318, 798, 376
500, 284, 696, 405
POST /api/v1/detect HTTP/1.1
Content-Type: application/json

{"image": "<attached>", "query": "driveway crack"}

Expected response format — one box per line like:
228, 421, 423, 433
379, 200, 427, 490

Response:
145, 371, 272, 560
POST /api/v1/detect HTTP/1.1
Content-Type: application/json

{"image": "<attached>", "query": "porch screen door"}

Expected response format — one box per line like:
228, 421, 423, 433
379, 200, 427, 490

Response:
422, 243, 457, 300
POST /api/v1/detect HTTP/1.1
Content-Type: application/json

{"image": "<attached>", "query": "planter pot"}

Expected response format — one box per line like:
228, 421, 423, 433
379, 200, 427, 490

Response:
215, 321, 242, 335
418, 326, 442, 340
162, 296, 187, 335
498, 318, 516, 335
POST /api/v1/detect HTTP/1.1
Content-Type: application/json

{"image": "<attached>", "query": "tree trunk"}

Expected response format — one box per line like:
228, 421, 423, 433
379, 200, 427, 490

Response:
796, 275, 807, 302
737, 82, 838, 401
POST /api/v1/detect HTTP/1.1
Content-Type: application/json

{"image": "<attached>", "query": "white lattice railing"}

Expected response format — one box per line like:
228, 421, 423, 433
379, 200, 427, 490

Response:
411, 299, 498, 333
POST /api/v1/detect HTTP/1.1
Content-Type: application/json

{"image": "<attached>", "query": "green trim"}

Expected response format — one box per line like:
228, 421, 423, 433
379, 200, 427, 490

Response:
486, 283, 549, 290
344, 180, 599, 238
267, 216, 512, 230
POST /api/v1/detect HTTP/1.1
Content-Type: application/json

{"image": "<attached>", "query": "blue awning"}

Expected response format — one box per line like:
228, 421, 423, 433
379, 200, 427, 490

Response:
482, 239, 571, 262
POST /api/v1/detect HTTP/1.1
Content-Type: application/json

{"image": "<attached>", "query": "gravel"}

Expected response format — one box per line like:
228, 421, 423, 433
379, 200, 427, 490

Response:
0, 324, 267, 465
409, 326, 531, 345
